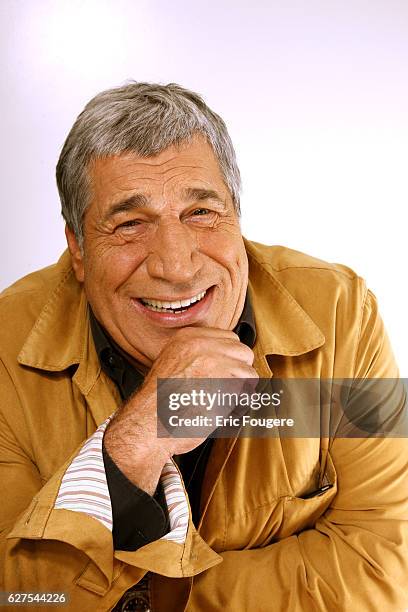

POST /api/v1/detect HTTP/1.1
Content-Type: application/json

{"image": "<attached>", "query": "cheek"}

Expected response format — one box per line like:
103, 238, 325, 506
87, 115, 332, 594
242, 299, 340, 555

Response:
197, 231, 247, 276
84, 242, 147, 291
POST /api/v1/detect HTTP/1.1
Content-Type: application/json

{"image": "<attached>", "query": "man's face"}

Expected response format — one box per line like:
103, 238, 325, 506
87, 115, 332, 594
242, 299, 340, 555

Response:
67, 136, 248, 366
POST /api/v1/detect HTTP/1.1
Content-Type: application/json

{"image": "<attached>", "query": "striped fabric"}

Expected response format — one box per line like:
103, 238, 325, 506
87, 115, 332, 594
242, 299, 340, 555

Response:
54, 417, 189, 545
54, 419, 113, 530
160, 463, 189, 544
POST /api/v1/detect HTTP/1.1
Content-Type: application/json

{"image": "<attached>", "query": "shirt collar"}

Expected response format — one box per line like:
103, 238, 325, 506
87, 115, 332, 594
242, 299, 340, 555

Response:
233, 292, 256, 349
89, 309, 143, 400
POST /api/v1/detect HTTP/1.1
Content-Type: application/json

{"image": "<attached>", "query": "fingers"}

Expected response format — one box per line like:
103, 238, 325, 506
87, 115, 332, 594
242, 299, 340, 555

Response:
219, 339, 255, 366
173, 327, 254, 365
175, 326, 240, 341
213, 358, 258, 379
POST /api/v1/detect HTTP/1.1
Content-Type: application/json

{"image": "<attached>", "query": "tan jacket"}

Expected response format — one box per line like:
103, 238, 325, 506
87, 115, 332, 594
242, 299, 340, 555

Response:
0, 239, 407, 611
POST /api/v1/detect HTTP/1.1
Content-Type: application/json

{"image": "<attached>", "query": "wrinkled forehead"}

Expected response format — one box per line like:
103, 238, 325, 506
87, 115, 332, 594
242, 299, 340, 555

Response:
85, 137, 231, 211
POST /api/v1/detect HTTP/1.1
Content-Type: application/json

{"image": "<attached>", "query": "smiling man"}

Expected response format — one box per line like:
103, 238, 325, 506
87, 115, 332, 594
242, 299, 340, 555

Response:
0, 83, 407, 612
67, 138, 249, 366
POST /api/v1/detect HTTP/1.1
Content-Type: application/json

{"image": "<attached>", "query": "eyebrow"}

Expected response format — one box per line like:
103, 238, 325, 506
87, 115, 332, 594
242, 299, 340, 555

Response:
102, 194, 150, 223
181, 187, 226, 208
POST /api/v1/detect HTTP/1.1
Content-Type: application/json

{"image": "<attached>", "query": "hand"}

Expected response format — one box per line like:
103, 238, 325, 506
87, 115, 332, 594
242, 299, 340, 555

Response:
104, 327, 258, 494
142, 326, 258, 454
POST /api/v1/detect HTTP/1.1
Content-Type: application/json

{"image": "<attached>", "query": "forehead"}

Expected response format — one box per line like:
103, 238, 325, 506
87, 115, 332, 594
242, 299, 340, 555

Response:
87, 136, 227, 201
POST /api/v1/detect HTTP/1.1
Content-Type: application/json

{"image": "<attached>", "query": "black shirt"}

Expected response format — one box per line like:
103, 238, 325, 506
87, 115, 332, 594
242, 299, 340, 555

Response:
91, 294, 256, 551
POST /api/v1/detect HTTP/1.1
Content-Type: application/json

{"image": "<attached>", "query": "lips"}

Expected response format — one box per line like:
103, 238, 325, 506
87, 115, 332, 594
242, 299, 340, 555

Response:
140, 290, 207, 314
132, 286, 214, 326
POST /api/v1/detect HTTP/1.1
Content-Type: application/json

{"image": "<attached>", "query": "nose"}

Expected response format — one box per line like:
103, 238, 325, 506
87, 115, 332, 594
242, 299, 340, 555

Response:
146, 220, 202, 283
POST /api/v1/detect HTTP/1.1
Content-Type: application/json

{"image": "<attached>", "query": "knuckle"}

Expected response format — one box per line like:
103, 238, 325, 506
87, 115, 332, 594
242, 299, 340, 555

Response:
228, 331, 240, 342
242, 345, 255, 359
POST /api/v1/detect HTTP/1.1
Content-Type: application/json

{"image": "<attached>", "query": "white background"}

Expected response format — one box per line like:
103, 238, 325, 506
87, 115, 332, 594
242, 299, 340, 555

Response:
1, 0, 407, 373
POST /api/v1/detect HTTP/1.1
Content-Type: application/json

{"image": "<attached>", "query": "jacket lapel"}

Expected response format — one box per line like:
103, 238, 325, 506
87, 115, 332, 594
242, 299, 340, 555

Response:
17, 251, 118, 426
245, 238, 325, 358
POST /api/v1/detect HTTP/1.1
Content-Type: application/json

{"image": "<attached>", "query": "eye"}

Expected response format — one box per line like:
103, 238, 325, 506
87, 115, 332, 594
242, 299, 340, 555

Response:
116, 219, 141, 229
186, 207, 218, 226
192, 208, 210, 216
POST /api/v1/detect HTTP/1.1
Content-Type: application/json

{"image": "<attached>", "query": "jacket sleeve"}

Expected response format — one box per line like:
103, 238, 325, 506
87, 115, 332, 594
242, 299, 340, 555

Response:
0, 358, 189, 611
187, 289, 408, 612
0, 367, 134, 609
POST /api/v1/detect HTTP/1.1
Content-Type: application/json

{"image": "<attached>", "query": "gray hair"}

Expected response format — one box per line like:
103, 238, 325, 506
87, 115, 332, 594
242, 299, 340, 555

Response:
56, 82, 241, 245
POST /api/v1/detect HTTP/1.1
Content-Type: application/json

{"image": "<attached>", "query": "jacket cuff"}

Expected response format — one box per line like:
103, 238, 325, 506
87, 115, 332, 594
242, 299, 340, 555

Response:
53, 417, 189, 547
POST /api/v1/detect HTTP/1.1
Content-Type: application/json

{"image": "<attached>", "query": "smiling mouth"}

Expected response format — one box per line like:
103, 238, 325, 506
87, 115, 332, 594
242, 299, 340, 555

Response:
139, 289, 208, 314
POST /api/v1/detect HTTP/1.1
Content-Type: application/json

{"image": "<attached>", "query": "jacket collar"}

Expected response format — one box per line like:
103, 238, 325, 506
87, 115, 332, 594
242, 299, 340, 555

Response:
18, 243, 325, 380
244, 238, 325, 358
17, 251, 101, 396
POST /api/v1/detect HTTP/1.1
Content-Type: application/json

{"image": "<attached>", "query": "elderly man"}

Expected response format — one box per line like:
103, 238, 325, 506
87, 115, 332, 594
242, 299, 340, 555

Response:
0, 83, 407, 612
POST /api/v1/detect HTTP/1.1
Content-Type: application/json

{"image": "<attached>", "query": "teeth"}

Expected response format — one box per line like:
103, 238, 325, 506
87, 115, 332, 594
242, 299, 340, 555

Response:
141, 290, 207, 311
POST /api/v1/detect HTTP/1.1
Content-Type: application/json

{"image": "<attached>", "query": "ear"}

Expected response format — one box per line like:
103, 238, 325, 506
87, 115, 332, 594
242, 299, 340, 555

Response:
65, 225, 85, 283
